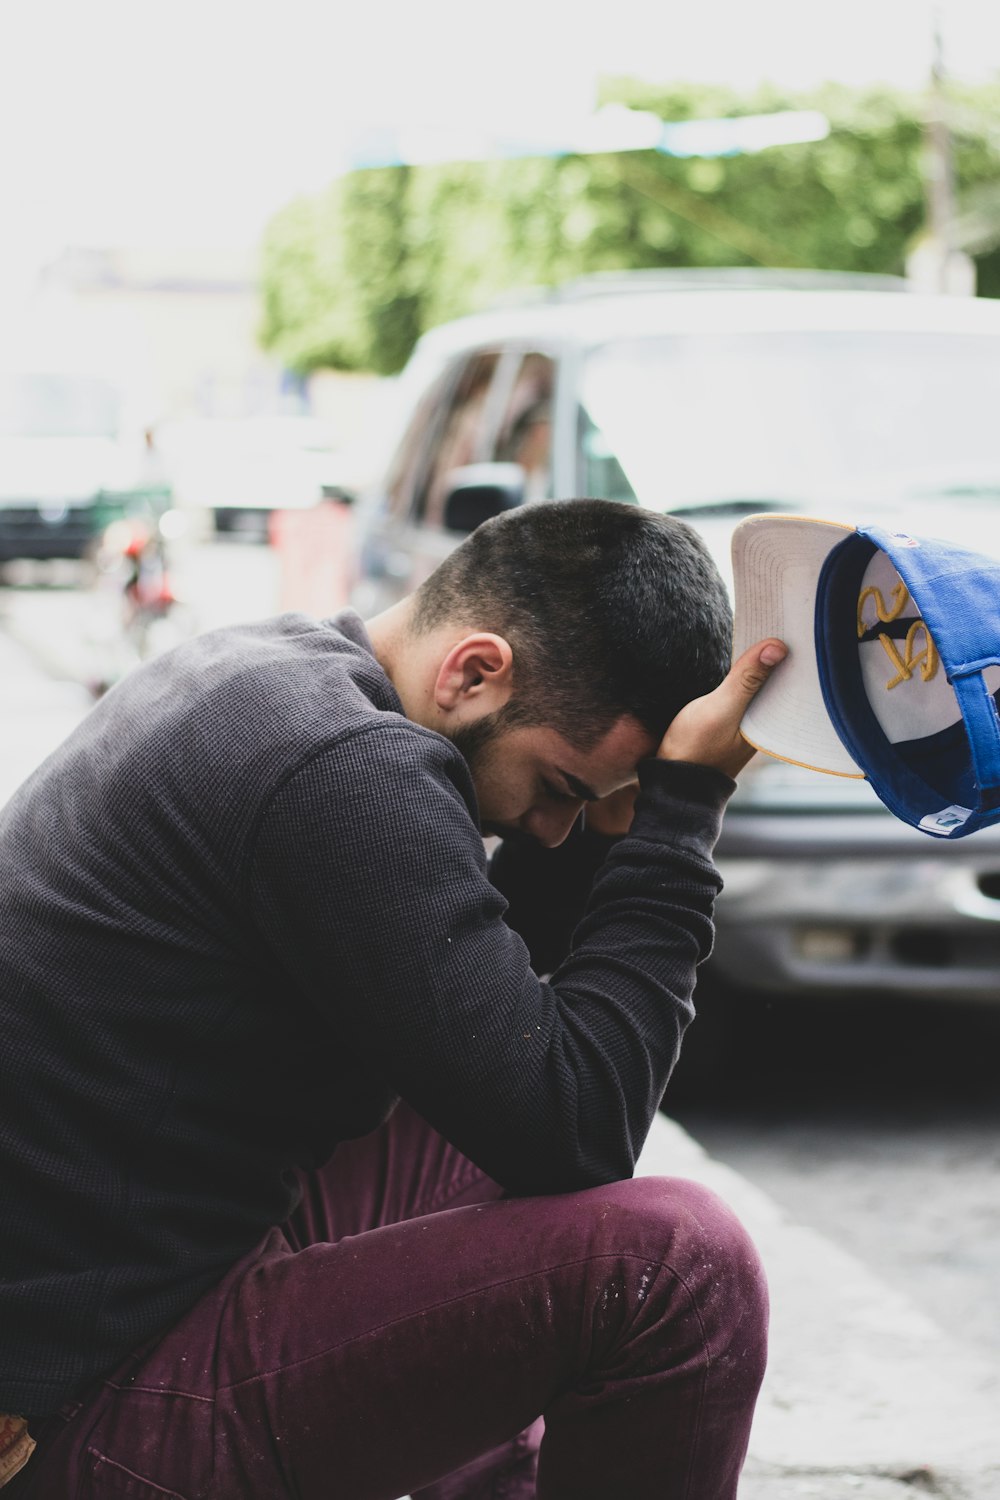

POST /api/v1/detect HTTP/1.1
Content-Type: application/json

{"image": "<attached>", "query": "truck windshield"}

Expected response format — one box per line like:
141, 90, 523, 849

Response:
579, 330, 1000, 510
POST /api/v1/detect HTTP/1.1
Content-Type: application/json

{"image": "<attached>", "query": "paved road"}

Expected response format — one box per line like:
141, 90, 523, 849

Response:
0, 606, 92, 798
0, 537, 282, 689
668, 983, 1000, 1367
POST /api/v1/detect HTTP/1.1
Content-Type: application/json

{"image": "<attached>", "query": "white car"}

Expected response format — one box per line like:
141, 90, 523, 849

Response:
155, 415, 346, 541
351, 270, 1000, 1003
0, 368, 168, 564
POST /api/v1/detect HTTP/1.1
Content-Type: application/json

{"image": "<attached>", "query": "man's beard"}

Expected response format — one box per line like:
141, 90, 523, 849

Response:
447, 708, 521, 840
447, 707, 507, 776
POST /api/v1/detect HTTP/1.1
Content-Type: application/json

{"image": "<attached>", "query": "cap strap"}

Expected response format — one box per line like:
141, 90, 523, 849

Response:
951, 671, 1000, 811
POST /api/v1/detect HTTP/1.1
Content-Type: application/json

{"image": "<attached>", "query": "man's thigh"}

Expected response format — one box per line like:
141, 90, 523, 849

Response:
18, 1111, 766, 1500
83, 1173, 760, 1500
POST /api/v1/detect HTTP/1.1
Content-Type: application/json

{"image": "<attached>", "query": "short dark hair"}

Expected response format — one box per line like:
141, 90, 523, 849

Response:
411, 499, 732, 748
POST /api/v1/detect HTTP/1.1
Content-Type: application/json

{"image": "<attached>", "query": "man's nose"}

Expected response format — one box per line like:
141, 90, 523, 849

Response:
521, 804, 582, 849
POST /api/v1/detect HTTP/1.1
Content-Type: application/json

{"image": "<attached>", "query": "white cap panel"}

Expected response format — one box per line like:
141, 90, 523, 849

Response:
732, 514, 861, 776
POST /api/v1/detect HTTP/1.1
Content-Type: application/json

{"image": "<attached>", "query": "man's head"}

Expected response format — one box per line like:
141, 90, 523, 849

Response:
372, 499, 732, 843
413, 499, 731, 742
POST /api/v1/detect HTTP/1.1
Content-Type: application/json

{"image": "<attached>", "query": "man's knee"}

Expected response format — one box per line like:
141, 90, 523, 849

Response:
582, 1175, 769, 1367
631, 1173, 763, 1270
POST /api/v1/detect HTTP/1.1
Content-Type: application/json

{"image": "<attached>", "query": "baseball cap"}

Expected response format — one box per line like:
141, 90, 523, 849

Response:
731, 513, 1000, 838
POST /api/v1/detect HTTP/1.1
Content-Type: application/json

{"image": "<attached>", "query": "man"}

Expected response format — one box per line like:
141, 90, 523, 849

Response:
1, 499, 784, 1499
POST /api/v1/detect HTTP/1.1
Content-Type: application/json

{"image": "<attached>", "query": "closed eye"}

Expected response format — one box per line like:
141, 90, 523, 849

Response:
542, 779, 581, 806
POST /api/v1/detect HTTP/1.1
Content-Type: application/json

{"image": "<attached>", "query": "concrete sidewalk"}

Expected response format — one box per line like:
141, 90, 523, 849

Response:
636, 1114, 1000, 1500
0, 614, 92, 806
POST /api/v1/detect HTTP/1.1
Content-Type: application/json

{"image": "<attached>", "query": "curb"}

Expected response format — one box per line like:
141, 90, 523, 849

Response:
636, 1113, 1000, 1497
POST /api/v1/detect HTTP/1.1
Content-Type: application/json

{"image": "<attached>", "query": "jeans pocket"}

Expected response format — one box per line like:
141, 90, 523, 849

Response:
86, 1450, 187, 1500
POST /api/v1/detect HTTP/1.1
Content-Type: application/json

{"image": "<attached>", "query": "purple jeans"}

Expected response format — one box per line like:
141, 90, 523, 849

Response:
15, 1103, 768, 1500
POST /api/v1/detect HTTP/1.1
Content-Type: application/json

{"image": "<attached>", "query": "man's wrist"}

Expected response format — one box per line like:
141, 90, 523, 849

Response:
631, 758, 736, 855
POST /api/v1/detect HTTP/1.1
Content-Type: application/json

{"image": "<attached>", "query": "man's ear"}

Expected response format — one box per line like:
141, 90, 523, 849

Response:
433, 633, 515, 716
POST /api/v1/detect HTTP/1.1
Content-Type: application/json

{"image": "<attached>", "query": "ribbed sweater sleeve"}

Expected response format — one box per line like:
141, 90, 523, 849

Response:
248, 724, 733, 1195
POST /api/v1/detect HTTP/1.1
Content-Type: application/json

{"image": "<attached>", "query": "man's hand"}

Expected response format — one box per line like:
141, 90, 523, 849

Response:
583, 639, 787, 835
657, 639, 787, 780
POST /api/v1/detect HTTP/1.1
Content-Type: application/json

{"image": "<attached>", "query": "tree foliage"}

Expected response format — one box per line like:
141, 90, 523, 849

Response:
258, 79, 1000, 377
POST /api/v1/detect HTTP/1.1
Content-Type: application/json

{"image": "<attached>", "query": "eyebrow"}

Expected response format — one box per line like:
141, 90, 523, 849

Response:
558, 769, 600, 802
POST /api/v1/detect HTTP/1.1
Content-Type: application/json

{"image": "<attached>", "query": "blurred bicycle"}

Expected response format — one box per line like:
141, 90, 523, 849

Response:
89, 511, 195, 695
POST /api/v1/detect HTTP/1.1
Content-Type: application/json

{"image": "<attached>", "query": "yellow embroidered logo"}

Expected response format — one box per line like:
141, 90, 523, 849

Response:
857, 584, 939, 691
857, 582, 909, 632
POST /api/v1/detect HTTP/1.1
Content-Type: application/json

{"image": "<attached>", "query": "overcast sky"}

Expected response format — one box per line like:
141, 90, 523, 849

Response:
1, 0, 998, 280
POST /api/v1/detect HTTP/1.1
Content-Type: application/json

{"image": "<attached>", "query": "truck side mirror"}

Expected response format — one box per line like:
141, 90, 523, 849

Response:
440, 464, 526, 534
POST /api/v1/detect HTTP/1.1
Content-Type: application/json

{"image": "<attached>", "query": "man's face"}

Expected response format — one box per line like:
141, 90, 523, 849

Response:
452, 711, 656, 847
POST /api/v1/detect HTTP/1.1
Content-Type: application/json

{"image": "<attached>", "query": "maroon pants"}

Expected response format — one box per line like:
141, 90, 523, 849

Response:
17, 1104, 768, 1499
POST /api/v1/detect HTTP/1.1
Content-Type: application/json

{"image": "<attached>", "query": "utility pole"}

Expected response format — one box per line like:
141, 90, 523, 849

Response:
910, 2, 975, 292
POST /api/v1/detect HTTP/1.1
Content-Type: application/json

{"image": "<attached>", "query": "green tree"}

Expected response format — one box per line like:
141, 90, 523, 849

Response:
258, 79, 1000, 377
